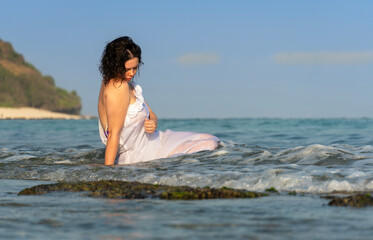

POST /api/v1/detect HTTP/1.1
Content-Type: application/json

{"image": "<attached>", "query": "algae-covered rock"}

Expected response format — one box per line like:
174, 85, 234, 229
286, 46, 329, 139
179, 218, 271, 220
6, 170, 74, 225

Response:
327, 194, 373, 207
18, 180, 267, 200
160, 187, 263, 200
265, 187, 279, 193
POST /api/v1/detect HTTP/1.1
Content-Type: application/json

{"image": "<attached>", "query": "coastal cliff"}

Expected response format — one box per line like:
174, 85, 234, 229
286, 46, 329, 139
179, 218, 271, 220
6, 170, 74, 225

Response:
0, 39, 81, 114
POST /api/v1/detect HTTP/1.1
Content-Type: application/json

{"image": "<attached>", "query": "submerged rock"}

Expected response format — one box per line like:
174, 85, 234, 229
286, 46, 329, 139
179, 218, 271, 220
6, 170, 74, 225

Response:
288, 191, 297, 196
265, 187, 279, 193
18, 180, 267, 200
327, 194, 373, 207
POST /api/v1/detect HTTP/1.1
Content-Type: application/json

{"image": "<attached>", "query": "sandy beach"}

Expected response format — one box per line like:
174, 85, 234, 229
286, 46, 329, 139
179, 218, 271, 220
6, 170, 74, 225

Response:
0, 107, 93, 120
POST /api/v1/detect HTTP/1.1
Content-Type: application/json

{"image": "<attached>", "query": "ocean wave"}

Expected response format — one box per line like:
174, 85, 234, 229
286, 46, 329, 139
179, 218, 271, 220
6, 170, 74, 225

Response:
1, 143, 373, 194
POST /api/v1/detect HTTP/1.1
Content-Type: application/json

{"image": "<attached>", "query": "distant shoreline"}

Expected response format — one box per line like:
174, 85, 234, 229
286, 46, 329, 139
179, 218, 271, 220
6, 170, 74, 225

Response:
0, 107, 96, 120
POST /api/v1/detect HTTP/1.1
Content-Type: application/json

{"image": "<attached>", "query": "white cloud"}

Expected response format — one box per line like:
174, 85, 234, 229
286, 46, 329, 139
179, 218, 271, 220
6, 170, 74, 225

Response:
178, 53, 220, 66
272, 51, 373, 65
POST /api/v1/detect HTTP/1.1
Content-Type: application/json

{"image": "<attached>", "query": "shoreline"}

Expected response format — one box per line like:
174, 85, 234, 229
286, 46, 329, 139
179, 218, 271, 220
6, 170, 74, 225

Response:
0, 107, 96, 120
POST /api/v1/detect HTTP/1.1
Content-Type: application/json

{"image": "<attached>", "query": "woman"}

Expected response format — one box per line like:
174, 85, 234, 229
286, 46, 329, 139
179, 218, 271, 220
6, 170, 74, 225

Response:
98, 36, 219, 165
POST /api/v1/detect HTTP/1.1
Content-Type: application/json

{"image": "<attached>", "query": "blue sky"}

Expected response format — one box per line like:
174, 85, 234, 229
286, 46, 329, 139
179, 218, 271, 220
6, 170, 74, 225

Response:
1, 0, 373, 118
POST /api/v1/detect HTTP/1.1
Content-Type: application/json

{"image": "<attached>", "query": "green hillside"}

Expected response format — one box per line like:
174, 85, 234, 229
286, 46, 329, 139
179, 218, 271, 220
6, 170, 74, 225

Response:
0, 39, 81, 114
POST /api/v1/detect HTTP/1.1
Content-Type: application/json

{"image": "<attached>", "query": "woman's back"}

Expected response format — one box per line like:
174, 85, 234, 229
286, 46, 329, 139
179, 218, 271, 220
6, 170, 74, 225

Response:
98, 81, 137, 131
97, 83, 107, 130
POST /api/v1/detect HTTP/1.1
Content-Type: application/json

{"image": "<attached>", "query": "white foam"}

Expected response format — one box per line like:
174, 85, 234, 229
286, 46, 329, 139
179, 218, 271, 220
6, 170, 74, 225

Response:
310, 180, 358, 193
63, 148, 77, 153
274, 144, 365, 165
358, 145, 373, 153
247, 150, 272, 162
4, 141, 373, 194
141, 173, 158, 183
4, 155, 36, 162
209, 150, 229, 157
182, 158, 200, 164
54, 160, 73, 164
346, 171, 366, 179
365, 180, 373, 189
137, 165, 373, 193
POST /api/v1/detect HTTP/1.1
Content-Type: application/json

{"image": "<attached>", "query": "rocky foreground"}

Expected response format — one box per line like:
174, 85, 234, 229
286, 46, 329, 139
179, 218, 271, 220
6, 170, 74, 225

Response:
18, 180, 267, 200
325, 194, 373, 207
18, 180, 373, 207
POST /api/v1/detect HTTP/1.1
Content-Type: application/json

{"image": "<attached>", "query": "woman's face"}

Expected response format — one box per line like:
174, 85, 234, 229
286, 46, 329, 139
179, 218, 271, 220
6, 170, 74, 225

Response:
124, 57, 139, 82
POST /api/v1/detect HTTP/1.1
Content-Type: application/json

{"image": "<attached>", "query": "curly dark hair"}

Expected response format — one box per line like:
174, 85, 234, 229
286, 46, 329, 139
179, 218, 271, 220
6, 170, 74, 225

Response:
99, 36, 143, 85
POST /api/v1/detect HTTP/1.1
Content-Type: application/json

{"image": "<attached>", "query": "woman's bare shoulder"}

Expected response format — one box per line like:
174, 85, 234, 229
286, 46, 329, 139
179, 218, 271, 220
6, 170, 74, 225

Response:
105, 80, 130, 91
103, 80, 131, 98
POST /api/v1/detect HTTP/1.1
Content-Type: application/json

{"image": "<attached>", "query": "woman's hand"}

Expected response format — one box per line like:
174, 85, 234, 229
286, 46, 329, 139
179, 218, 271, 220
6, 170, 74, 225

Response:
144, 118, 157, 133
144, 101, 158, 134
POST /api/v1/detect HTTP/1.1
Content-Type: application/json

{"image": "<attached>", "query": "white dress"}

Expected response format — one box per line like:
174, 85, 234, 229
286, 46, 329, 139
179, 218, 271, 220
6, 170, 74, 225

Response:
99, 82, 219, 164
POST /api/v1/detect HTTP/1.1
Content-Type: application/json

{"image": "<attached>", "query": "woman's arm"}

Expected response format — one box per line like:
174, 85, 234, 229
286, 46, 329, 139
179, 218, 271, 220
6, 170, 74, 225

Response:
104, 82, 131, 165
144, 100, 158, 133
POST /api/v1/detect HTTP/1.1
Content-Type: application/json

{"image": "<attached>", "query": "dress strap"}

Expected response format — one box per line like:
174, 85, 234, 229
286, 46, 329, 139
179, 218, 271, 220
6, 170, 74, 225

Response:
104, 125, 108, 138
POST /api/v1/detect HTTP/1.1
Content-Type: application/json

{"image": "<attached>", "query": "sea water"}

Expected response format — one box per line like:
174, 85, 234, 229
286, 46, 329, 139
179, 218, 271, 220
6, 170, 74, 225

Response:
1, 118, 373, 239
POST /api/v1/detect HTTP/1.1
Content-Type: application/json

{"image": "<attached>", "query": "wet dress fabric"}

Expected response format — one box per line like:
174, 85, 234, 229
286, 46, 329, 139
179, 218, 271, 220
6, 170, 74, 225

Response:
99, 82, 220, 164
